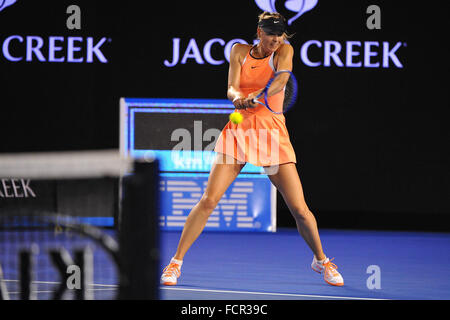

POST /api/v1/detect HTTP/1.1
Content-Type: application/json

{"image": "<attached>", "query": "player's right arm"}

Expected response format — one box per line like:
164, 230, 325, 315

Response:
227, 44, 249, 109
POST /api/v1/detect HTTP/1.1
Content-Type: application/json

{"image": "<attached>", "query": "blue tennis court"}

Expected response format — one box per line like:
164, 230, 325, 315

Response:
159, 228, 450, 300
1, 228, 450, 300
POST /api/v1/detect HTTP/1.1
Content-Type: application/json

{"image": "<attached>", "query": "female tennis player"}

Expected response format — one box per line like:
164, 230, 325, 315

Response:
161, 12, 344, 287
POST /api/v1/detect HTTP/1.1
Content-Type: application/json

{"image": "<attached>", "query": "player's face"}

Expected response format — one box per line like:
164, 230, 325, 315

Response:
258, 28, 284, 53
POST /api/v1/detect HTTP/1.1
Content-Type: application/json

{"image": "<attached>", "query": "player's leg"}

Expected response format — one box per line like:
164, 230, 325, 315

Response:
173, 152, 246, 260
162, 152, 245, 285
264, 162, 343, 286
264, 163, 325, 260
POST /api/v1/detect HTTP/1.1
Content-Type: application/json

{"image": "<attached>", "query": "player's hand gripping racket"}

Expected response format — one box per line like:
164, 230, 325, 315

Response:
252, 70, 298, 114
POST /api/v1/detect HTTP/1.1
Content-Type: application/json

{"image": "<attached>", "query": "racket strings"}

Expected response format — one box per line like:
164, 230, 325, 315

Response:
253, 70, 297, 114
283, 77, 294, 112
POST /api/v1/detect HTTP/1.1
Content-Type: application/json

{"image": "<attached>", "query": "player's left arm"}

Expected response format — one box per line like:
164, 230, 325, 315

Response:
266, 44, 294, 97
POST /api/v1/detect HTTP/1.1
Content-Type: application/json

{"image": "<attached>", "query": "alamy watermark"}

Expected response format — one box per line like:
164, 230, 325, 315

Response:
66, 5, 81, 30
143, 120, 283, 175
366, 5, 381, 30
366, 265, 381, 290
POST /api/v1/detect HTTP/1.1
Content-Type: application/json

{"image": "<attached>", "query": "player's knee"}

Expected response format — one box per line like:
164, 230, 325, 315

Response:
199, 194, 220, 212
291, 206, 311, 222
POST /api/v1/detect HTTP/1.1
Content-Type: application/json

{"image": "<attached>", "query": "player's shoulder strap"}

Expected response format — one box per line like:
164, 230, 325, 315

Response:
231, 43, 252, 66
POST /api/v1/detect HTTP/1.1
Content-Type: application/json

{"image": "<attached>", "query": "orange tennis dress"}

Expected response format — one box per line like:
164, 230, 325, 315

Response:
214, 46, 297, 167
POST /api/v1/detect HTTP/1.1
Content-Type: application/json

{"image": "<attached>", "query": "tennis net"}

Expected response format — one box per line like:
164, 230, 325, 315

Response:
0, 150, 160, 300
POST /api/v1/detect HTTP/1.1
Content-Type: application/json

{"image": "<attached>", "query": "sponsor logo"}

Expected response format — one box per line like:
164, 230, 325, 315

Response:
164, 38, 253, 67
0, 2, 111, 63
164, 37, 405, 69
1, 35, 110, 63
301, 40, 405, 68
0, 179, 36, 198
254, 0, 318, 25
0, 0, 17, 12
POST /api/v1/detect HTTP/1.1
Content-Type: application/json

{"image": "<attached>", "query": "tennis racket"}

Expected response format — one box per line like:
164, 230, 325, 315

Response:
252, 70, 298, 114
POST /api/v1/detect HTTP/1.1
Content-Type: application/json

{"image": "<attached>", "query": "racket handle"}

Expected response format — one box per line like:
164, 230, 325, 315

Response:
252, 99, 265, 107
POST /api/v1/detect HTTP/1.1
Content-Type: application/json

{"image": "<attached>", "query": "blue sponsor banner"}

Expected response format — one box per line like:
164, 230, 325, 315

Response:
159, 173, 275, 232
130, 150, 264, 174
120, 97, 277, 232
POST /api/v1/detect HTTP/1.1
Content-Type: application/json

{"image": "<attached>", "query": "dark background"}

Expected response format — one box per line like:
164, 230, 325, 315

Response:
1, 1, 449, 231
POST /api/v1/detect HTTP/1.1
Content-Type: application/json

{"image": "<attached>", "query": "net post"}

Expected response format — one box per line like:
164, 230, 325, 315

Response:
19, 244, 39, 300
118, 159, 160, 299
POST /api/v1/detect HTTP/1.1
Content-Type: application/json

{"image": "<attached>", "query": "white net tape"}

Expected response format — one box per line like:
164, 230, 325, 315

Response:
0, 150, 133, 179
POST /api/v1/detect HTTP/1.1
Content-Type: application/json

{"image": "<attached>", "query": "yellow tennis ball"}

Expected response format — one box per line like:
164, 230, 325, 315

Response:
229, 112, 243, 124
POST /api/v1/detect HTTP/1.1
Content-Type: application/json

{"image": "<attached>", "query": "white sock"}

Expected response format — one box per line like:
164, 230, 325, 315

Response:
171, 257, 183, 266
316, 257, 328, 264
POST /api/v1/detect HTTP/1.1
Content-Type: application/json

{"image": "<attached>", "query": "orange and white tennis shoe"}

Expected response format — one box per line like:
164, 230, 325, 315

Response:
161, 258, 182, 286
311, 256, 344, 286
